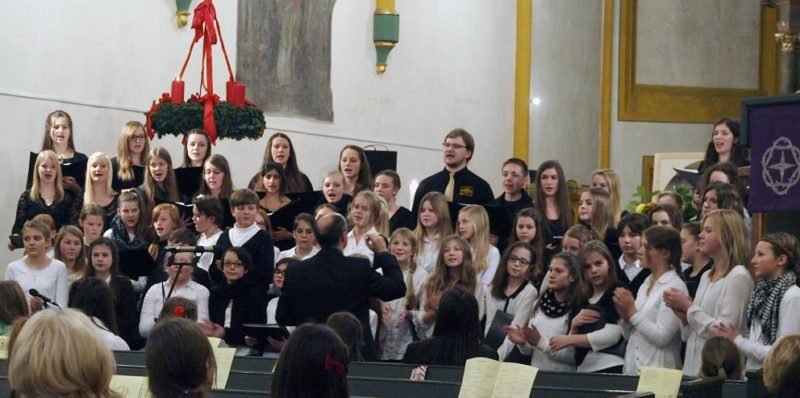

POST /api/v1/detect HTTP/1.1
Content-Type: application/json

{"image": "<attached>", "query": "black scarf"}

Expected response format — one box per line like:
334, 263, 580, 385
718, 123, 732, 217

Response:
746, 271, 796, 344
539, 289, 569, 318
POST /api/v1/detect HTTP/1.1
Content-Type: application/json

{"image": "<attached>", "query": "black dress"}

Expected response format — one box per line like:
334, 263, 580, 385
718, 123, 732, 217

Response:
683, 260, 713, 299
110, 157, 146, 191
110, 275, 145, 349
209, 278, 268, 347
389, 206, 415, 233
12, 190, 83, 234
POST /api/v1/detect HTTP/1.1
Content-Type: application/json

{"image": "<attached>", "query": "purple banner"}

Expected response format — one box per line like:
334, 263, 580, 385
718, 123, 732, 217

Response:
749, 102, 800, 212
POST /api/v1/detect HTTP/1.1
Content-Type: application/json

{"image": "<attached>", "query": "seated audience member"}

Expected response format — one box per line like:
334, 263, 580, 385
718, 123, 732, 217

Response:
139, 251, 210, 337
6, 220, 69, 310
373, 170, 415, 233
327, 311, 364, 361
210, 188, 275, 288
271, 323, 350, 398
699, 336, 743, 380
404, 286, 498, 366
277, 212, 405, 360
8, 309, 120, 398
146, 317, 216, 398
68, 277, 130, 351
0, 281, 30, 336
159, 297, 199, 321
763, 335, 800, 396
209, 247, 268, 352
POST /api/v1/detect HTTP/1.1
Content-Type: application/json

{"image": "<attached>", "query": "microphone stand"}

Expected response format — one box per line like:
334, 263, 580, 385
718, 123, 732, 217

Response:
163, 248, 204, 302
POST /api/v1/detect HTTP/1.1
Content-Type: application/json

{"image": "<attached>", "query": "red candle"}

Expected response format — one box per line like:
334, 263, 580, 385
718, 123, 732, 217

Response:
171, 80, 185, 104
226, 80, 246, 106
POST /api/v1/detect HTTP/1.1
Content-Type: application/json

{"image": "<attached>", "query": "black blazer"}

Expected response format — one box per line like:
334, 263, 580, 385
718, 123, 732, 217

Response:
276, 247, 406, 360
209, 278, 268, 347
210, 229, 274, 288
110, 275, 144, 349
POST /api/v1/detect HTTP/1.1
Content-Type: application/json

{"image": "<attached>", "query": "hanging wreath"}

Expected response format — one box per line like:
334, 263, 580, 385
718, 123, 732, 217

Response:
145, 0, 265, 143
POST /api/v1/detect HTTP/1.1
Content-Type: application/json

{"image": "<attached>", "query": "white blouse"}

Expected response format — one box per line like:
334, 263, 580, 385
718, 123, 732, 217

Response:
5, 257, 69, 307
278, 246, 319, 261
485, 282, 538, 335
197, 230, 222, 272
139, 280, 210, 337
381, 267, 430, 360
734, 285, 800, 371
344, 227, 377, 263
418, 235, 440, 274
414, 282, 489, 339
516, 310, 576, 371
682, 265, 754, 376
622, 270, 687, 375
476, 245, 501, 287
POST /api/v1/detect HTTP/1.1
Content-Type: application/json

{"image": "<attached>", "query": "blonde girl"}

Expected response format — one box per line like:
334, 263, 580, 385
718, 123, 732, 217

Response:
54, 225, 87, 284
84, 152, 118, 227
112, 121, 150, 191
143, 147, 180, 204
458, 205, 500, 286
579, 188, 621, 260
344, 191, 388, 263
413, 192, 453, 273
712, 232, 800, 371
663, 209, 754, 376
381, 228, 430, 360
12, 150, 82, 236
322, 171, 351, 215
415, 235, 486, 338
5, 220, 69, 311
591, 169, 623, 224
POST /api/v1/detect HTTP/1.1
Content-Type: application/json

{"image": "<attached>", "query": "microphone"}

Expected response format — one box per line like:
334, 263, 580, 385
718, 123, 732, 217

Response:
164, 245, 220, 253
29, 289, 61, 308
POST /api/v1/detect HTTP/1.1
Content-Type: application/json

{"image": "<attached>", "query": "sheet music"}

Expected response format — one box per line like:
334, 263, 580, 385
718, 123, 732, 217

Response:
636, 367, 682, 398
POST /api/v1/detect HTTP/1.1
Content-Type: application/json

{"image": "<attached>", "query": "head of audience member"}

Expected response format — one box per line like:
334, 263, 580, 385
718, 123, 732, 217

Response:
159, 297, 199, 322
229, 189, 260, 229
430, 286, 486, 366
561, 224, 596, 257
146, 317, 216, 398
221, 247, 252, 285
68, 277, 120, 335
617, 213, 647, 263
442, 128, 475, 171
0, 281, 29, 330
703, 117, 746, 168
764, 335, 800, 395
183, 128, 212, 168
649, 204, 683, 230
8, 309, 120, 398
326, 311, 364, 362
700, 336, 743, 380
314, 213, 349, 250
271, 323, 350, 398
656, 191, 684, 214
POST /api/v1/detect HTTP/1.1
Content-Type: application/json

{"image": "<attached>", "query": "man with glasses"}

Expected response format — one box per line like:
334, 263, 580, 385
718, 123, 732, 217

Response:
411, 128, 494, 217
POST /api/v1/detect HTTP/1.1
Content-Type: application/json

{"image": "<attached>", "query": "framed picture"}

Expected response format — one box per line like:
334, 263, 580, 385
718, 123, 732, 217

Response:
652, 152, 704, 192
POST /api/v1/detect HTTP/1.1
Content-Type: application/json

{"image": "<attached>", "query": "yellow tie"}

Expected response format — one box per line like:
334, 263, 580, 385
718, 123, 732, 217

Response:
444, 172, 455, 202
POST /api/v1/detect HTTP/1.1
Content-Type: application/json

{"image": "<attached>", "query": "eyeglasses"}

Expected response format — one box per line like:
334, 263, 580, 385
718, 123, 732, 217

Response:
508, 256, 531, 267
442, 142, 467, 150
169, 262, 194, 267
130, 135, 147, 142
274, 269, 286, 276
223, 261, 245, 268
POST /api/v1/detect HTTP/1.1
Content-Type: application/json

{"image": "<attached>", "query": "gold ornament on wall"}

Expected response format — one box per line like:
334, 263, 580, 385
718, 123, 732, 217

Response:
176, 0, 192, 28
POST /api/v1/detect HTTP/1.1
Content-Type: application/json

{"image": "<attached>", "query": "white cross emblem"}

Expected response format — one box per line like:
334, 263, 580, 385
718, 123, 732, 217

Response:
761, 136, 800, 196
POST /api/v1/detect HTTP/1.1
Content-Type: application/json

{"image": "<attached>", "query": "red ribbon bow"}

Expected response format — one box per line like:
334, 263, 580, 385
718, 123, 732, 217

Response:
191, 0, 217, 45
324, 355, 345, 377
173, 305, 186, 317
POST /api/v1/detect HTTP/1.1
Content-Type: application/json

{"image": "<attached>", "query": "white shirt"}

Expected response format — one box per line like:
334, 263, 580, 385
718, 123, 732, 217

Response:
516, 310, 576, 371
278, 246, 319, 261
418, 235, 440, 274
580, 295, 625, 373
228, 223, 260, 247
344, 227, 377, 264
477, 245, 501, 287
92, 317, 130, 351
734, 285, 800, 371
683, 265, 754, 376
414, 282, 488, 339
485, 282, 538, 335
381, 267, 430, 360
197, 230, 223, 272
5, 257, 69, 307
623, 270, 687, 375
139, 280, 210, 337
619, 255, 643, 282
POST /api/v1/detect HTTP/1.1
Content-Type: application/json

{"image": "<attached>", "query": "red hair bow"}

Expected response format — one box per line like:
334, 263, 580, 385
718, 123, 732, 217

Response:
173, 305, 186, 317
324, 355, 345, 377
